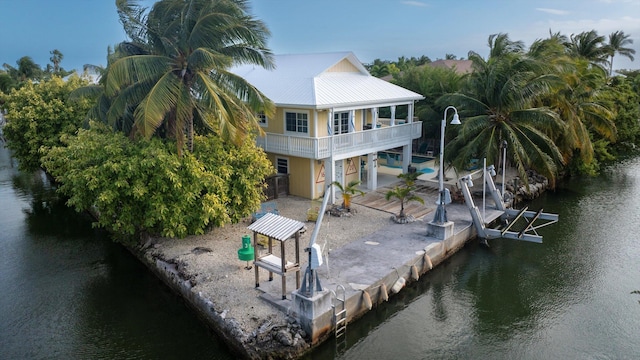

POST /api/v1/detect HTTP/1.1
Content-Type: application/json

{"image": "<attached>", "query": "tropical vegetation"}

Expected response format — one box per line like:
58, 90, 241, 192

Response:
78, 0, 275, 156
42, 123, 271, 241
1, 75, 93, 171
1, 50, 75, 93
2, 0, 277, 242
331, 179, 365, 210
385, 172, 424, 221
393, 30, 639, 189
2, 0, 639, 241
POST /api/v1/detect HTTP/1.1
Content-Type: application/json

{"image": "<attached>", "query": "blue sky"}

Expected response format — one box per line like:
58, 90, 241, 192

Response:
1, 0, 639, 72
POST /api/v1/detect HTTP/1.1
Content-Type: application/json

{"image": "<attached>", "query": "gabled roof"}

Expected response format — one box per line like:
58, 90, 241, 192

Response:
428, 59, 473, 74
230, 52, 423, 109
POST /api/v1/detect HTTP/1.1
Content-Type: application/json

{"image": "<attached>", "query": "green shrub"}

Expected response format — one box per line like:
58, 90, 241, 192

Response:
1, 75, 92, 171
42, 124, 273, 242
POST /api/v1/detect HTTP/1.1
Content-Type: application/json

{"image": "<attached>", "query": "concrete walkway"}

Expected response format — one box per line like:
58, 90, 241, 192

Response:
256, 177, 504, 341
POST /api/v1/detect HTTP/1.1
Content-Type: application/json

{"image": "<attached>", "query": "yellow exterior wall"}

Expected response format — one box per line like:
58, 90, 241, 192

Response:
263, 104, 371, 199
310, 156, 362, 199
344, 157, 360, 185
263, 107, 285, 134
288, 157, 312, 198
326, 59, 360, 73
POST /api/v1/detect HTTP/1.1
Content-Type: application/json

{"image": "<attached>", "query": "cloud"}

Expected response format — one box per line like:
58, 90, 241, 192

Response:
536, 8, 569, 15
401, 1, 428, 7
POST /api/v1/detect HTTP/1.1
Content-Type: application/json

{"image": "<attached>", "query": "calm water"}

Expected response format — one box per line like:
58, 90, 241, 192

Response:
309, 157, 640, 359
2, 139, 640, 360
0, 145, 234, 359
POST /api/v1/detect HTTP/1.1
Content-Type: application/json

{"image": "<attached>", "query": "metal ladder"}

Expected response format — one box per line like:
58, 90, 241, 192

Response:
332, 284, 347, 352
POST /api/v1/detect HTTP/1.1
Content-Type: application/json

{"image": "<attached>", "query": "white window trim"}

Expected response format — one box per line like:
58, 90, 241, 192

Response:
333, 111, 349, 135
275, 157, 289, 175
257, 112, 268, 127
284, 109, 310, 136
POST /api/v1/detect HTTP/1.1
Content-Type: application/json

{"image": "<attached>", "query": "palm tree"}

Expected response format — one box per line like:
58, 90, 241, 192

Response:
331, 180, 365, 210
606, 31, 636, 76
3, 56, 43, 83
100, 0, 275, 155
568, 30, 609, 71
529, 32, 616, 169
440, 34, 565, 188
487, 32, 525, 59
385, 174, 424, 220
541, 58, 616, 166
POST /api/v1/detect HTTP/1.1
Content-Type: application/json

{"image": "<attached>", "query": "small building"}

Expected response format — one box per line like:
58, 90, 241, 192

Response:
427, 59, 473, 74
232, 52, 424, 201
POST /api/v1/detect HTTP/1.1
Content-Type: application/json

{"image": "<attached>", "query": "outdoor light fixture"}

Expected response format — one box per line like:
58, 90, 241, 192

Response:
433, 106, 461, 224
487, 165, 497, 177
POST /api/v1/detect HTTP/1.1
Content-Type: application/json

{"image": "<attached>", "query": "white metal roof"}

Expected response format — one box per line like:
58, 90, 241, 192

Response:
230, 52, 424, 109
247, 212, 305, 241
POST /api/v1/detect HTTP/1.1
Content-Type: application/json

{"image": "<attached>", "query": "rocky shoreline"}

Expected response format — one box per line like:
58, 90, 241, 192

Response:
126, 170, 551, 359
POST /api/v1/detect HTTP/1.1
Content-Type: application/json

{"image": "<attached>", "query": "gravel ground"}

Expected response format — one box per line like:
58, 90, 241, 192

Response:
142, 196, 392, 357
139, 167, 527, 358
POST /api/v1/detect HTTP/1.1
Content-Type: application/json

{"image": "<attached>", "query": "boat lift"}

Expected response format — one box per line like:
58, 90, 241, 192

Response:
458, 167, 558, 243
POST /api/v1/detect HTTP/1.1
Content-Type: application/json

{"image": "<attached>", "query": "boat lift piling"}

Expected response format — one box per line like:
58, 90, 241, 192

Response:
459, 166, 559, 244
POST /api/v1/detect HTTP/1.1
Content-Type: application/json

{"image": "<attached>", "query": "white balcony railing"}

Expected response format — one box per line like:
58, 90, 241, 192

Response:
255, 121, 422, 160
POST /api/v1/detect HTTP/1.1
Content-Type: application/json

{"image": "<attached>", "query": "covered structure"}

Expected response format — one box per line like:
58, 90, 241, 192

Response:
248, 212, 305, 300
231, 52, 424, 201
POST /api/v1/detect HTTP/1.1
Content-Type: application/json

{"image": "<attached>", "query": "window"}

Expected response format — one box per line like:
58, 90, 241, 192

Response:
333, 112, 349, 134
257, 112, 268, 127
276, 157, 289, 174
285, 111, 308, 134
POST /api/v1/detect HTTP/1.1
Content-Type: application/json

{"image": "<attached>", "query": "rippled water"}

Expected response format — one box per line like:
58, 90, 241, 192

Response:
308, 157, 640, 359
0, 145, 234, 359
2, 138, 640, 359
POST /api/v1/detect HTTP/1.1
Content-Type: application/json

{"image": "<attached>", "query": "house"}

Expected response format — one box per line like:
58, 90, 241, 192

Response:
427, 59, 473, 74
231, 52, 424, 201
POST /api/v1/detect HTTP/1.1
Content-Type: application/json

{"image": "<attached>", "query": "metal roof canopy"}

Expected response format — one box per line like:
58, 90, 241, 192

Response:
230, 52, 424, 108
247, 212, 305, 241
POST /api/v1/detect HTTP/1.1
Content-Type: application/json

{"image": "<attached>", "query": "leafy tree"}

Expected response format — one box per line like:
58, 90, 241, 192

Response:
11, 56, 44, 81
1, 75, 93, 171
602, 75, 640, 154
42, 123, 273, 241
0, 71, 15, 93
392, 65, 464, 143
95, 0, 275, 155
605, 31, 635, 76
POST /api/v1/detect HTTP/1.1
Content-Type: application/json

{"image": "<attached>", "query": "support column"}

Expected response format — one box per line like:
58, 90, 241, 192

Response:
371, 107, 378, 128
390, 105, 396, 126
292, 289, 333, 345
349, 110, 355, 133
427, 221, 455, 240
367, 153, 378, 190
408, 103, 414, 123
324, 158, 335, 204
402, 144, 411, 174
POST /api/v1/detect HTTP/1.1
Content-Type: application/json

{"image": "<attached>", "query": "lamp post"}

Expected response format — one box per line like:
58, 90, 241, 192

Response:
501, 140, 507, 201
433, 106, 461, 224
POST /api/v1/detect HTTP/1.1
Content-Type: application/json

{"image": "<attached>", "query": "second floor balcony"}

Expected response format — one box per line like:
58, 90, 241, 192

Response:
256, 121, 422, 160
